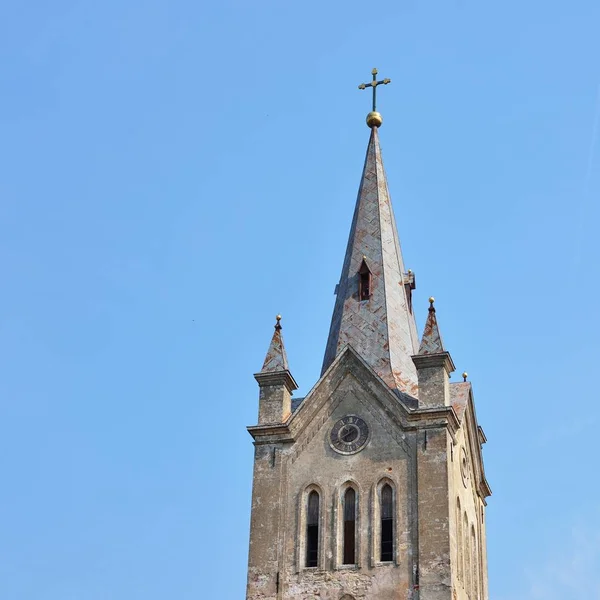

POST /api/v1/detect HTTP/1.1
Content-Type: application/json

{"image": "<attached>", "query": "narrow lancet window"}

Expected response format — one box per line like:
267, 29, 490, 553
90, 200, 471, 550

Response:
343, 488, 356, 565
306, 491, 319, 567
380, 484, 393, 562
464, 513, 471, 595
358, 260, 372, 301
471, 526, 478, 599
457, 498, 463, 582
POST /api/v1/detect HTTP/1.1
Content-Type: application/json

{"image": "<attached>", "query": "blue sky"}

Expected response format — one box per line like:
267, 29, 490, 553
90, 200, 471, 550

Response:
1, 1, 599, 598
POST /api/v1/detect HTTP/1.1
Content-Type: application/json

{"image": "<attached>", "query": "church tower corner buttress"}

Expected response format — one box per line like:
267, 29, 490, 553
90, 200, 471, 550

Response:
245, 70, 491, 600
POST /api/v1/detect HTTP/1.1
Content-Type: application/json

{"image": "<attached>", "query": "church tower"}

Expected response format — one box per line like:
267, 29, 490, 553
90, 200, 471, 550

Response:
246, 69, 491, 600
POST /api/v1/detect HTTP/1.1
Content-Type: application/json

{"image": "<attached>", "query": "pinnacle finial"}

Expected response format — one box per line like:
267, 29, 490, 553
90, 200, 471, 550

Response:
418, 296, 446, 355
462, 371, 468, 382
358, 68, 391, 128
275, 314, 282, 331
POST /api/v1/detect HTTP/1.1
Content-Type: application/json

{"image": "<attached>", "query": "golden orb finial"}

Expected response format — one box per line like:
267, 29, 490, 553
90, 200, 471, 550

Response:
429, 296, 435, 305
276, 314, 282, 321
366, 111, 383, 128
462, 371, 468, 382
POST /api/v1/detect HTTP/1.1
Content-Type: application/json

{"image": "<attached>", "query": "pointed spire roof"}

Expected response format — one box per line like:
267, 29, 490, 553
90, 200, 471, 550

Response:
260, 315, 290, 373
321, 127, 420, 397
418, 297, 446, 355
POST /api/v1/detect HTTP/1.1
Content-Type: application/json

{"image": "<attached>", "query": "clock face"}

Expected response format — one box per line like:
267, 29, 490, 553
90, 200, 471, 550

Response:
329, 415, 369, 455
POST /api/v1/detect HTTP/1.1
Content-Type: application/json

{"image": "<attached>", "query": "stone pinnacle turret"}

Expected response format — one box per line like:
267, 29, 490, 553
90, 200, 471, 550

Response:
254, 316, 297, 424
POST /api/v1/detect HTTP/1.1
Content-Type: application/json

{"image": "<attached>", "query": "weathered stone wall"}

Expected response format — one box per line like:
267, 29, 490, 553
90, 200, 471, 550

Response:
246, 441, 285, 599
449, 417, 488, 600
280, 372, 415, 600
414, 364, 450, 409
258, 382, 292, 425
416, 427, 452, 600
246, 351, 489, 600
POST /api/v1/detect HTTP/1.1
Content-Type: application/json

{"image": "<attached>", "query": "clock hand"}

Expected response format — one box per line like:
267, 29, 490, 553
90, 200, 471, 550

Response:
341, 427, 355, 442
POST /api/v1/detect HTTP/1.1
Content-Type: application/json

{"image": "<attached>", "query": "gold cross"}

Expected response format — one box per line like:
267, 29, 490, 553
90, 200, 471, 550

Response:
358, 68, 391, 112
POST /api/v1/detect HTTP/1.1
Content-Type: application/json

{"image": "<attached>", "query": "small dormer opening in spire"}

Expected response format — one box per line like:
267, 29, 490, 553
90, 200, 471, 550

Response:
358, 259, 372, 301
404, 270, 416, 314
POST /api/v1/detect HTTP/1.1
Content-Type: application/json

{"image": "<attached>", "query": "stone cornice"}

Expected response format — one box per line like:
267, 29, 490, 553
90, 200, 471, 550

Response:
478, 477, 493, 500
478, 425, 487, 444
405, 404, 460, 438
246, 422, 295, 444
411, 351, 456, 373
253, 369, 298, 393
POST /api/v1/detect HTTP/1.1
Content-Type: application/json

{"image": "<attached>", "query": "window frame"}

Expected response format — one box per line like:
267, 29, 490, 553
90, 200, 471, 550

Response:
335, 481, 361, 569
371, 478, 398, 567
296, 484, 325, 572
306, 490, 320, 568
456, 497, 463, 583
379, 483, 394, 562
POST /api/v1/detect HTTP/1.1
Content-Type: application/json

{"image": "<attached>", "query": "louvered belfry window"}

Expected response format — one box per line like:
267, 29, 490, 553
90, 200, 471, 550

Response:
380, 484, 393, 562
306, 491, 319, 567
343, 488, 356, 565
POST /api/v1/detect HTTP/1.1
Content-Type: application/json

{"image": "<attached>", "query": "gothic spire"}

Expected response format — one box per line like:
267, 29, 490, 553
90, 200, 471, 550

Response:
418, 297, 446, 355
321, 126, 420, 397
260, 315, 290, 373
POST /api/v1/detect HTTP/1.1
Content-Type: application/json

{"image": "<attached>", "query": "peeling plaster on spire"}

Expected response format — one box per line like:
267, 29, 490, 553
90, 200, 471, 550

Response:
260, 315, 290, 373
418, 298, 446, 355
321, 127, 419, 396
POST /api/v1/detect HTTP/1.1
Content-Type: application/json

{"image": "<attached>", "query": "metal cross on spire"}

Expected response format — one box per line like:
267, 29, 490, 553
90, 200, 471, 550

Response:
358, 68, 391, 112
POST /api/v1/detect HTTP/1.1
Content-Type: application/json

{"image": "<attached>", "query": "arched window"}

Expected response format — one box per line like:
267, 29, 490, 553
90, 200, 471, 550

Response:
471, 526, 478, 599
456, 498, 463, 582
464, 513, 471, 597
343, 488, 356, 565
306, 491, 320, 567
380, 484, 393, 562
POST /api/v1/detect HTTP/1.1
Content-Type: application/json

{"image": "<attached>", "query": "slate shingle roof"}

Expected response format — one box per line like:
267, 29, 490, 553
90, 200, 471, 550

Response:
321, 127, 420, 397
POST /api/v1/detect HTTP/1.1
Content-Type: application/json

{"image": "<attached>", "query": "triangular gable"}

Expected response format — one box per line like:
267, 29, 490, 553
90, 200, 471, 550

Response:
455, 382, 492, 500
288, 345, 415, 451
450, 382, 469, 423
